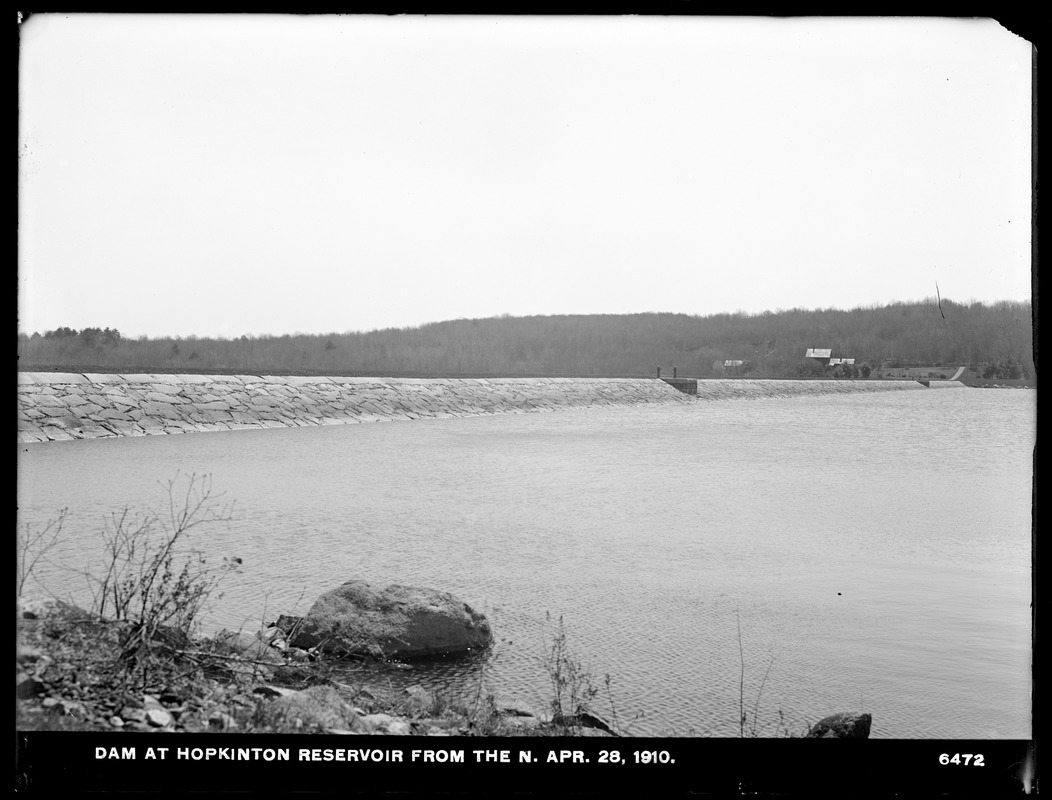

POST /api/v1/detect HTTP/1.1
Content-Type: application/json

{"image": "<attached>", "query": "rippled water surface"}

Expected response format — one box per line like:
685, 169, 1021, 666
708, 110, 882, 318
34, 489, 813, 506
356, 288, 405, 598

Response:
17, 388, 1034, 737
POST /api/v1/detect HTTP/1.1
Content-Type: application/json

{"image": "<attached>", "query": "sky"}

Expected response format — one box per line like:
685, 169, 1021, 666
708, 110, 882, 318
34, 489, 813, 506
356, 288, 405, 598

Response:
18, 14, 1033, 339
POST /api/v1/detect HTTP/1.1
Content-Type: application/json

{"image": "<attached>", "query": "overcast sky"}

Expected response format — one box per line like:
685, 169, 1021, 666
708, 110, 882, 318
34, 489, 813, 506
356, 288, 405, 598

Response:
18, 14, 1033, 339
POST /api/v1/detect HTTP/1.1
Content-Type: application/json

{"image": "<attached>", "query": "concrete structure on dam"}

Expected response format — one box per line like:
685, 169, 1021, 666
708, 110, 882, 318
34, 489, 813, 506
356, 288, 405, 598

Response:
17, 373, 946, 443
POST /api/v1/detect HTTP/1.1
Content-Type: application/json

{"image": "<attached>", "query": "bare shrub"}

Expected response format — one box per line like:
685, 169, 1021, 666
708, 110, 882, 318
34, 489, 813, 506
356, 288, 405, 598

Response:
541, 613, 599, 731
17, 508, 67, 598
737, 610, 787, 737
81, 473, 238, 686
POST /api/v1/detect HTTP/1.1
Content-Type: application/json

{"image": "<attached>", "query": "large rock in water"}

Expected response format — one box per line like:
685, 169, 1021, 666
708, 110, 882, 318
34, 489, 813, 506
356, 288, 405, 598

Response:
288, 580, 492, 659
805, 712, 873, 738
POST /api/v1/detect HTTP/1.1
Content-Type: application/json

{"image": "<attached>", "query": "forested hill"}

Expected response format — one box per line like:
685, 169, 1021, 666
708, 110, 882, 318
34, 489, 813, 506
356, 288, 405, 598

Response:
18, 299, 1034, 380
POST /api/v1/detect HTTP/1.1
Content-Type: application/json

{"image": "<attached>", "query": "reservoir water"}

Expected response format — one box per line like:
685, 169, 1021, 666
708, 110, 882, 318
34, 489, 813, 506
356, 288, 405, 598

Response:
17, 387, 1034, 738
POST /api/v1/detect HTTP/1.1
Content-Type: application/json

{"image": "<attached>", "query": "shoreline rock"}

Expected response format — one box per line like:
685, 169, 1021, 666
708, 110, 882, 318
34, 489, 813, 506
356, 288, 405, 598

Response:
805, 712, 873, 738
285, 580, 494, 660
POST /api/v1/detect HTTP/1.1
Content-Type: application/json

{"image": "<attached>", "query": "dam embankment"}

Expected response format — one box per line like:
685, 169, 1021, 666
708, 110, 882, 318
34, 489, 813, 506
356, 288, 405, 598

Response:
17, 373, 945, 443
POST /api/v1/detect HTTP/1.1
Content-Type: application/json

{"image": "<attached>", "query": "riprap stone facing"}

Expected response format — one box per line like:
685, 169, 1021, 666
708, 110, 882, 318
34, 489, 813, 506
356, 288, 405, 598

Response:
17, 373, 698, 442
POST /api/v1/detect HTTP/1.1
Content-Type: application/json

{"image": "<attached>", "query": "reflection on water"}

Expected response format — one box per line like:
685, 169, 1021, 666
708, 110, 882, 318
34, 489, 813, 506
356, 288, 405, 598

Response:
17, 389, 1034, 737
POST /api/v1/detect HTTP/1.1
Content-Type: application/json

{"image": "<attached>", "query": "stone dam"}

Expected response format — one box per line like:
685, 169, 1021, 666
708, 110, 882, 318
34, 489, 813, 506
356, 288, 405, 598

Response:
16, 373, 952, 443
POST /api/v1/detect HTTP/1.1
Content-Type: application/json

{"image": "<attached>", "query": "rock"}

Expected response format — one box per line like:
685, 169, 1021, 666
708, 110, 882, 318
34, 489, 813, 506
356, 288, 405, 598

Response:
17, 597, 91, 621
361, 713, 412, 735
43, 697, 85, 717
214, 630, 281, 662
120, 707, 147, 724
209, 630, 282, 682
214, 630, 258, 651
289, 580, 493, 659
208, 711, 238, 731
574, 726, 617, 737
149, 624, 192, 649
16, 671, 44, 699
386, 719, 413, 736
402, 685, 437, 714
145, 707, 175, 728
493, 694, 541, 718
259, 627, 283, 645
266, 685, 367, 733
253, 685, 297, 699
415, 718, 461, 736
140, 697, 176, 727
572, 710, 618, 736
275, 615, 305, 636
805, 712, 873, 739
500, 715, 543, 731
17, 645, 44, 664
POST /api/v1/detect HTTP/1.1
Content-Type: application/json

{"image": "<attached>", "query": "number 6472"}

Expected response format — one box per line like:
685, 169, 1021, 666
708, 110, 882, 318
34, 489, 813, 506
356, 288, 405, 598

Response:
939, 753, 984, 766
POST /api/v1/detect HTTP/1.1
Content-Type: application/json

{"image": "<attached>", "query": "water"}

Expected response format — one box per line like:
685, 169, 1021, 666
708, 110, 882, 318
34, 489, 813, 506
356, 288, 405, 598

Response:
17, 388, 1034, 738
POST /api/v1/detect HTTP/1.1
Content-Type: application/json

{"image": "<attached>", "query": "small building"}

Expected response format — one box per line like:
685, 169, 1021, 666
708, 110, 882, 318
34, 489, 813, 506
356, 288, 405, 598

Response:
720, 359, 745, 375
804, 348, 832, 365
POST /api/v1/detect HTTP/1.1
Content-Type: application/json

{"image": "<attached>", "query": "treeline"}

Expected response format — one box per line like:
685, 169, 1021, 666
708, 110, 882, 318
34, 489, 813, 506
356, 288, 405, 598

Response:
17, 299, 1034, 380
36, 326, 124, 347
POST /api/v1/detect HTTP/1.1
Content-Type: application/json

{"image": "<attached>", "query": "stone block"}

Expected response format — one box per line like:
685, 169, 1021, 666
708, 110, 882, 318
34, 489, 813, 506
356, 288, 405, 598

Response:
141, 402, 181, 419
39, 426, 76, 441
27, 372, 90, 384
100, 420, 146, 436
81, 373, 127, 384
